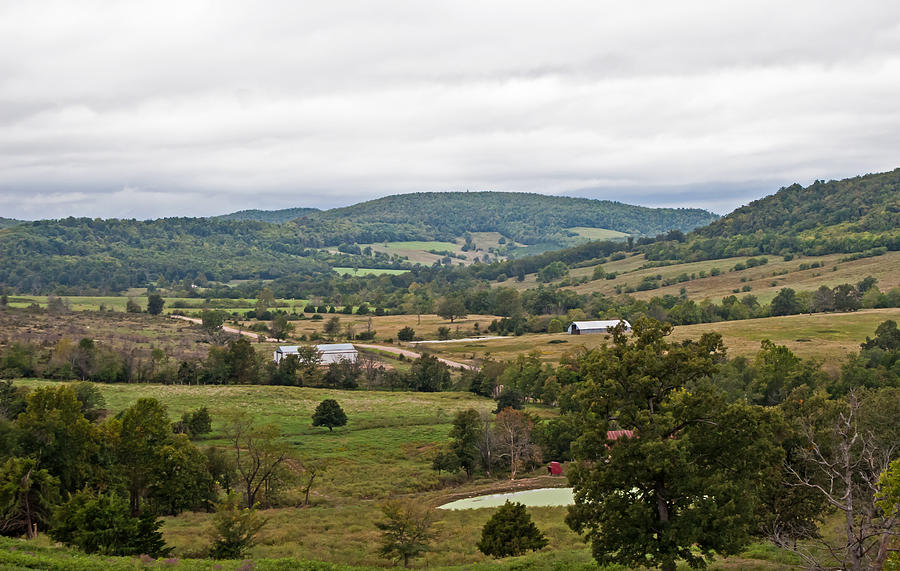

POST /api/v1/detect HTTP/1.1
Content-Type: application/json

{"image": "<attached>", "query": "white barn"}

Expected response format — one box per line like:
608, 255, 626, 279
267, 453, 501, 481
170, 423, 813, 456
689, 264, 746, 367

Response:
273, 343, 358, 365
567, 319, 631, 335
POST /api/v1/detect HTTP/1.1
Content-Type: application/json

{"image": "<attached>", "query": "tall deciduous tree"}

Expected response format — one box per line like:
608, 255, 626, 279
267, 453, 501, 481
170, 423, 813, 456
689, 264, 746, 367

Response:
437, 296, 467, 323
564, 318, 783, 571
117, 398, 172, 515
15, 385, 99, 494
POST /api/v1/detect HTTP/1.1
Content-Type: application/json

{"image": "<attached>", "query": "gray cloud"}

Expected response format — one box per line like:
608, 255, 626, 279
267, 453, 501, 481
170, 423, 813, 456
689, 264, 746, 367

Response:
2, 1, 900, 219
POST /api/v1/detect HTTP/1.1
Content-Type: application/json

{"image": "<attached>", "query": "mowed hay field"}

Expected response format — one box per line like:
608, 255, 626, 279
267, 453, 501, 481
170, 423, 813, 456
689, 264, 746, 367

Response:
419, 308, 900, 369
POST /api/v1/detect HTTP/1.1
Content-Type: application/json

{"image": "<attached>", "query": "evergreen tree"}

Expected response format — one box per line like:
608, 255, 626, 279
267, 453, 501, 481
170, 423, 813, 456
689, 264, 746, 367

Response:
312, 399, 347, 432
477, 500, 548, 557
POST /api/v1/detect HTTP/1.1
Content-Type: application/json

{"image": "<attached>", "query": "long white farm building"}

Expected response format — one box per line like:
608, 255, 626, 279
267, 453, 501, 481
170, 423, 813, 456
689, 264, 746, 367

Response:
567, 320, 631, 335
273, 343, 358, 364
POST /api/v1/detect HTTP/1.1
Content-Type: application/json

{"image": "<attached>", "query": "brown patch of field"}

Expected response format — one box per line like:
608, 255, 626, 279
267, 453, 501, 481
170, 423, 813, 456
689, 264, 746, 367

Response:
0, 306, 212, 362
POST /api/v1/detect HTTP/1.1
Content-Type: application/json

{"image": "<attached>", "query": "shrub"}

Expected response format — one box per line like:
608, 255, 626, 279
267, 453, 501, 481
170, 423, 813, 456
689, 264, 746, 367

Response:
477, 500, 548, 557
397, 326, 415, 342
547, 318, 564, 334
208, 493, 267, 559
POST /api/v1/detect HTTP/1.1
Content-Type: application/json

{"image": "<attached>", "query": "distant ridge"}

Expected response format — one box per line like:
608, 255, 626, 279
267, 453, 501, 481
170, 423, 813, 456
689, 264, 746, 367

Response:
215, 207, 319, 223
297, 191, 719, 245
0, 217, 23, 229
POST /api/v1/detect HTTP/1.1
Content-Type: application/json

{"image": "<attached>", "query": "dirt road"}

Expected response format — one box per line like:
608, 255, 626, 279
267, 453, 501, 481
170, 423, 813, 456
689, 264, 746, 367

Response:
170, 314, 280, 342
354, 343, 474, 370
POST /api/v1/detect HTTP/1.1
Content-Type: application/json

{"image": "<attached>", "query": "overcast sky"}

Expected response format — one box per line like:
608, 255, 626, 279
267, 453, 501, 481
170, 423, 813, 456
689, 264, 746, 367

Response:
2, 1, 900, 220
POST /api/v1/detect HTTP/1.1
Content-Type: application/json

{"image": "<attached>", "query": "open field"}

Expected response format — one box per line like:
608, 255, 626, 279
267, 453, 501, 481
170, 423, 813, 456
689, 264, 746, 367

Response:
418, 308, 900, 370
567, 226, 629, 241
363, 240, 469, 266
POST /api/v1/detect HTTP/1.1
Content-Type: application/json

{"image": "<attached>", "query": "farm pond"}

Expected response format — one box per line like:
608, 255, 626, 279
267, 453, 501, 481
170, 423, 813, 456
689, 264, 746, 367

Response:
438, 487, 574, 510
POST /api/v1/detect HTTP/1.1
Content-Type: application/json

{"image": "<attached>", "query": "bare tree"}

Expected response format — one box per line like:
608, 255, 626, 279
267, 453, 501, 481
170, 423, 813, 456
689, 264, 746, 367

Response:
492, 408, 539, 480
783, 390, 900, 570
223, 410, 291, 508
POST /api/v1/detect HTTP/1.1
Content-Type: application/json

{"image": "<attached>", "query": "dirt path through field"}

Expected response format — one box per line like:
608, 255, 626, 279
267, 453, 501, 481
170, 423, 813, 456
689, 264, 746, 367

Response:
354, 343, 475, 370
169, 314, 280, 342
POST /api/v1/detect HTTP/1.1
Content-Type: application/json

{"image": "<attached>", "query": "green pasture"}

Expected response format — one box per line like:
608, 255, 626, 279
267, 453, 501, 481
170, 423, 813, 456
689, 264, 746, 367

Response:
567, 226, 629, 240
332, 267, 410, 276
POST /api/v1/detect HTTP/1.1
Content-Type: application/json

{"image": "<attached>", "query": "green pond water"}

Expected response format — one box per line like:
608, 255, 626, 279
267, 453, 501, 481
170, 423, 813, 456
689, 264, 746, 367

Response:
438, 487, 574, 510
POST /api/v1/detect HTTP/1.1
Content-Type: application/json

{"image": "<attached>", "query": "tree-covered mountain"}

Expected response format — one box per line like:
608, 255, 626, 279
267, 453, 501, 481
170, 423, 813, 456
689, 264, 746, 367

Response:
642, 169, 900, 261
299, 191, 718, 246
215, 207, 319, 223
0, 217, 23, 229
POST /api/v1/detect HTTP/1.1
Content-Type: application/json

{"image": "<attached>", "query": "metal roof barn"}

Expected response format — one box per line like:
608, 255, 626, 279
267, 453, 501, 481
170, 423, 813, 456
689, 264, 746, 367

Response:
567, 320, 632, 335
274, 343, 358, 364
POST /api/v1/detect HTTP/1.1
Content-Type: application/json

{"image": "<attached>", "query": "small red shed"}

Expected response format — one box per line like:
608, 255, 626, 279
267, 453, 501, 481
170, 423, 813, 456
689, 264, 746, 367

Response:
548, 461, 563, 475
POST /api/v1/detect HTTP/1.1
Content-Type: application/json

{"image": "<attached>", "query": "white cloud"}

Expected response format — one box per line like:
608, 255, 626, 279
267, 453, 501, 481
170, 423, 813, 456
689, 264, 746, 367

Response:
1, 1, 900, 218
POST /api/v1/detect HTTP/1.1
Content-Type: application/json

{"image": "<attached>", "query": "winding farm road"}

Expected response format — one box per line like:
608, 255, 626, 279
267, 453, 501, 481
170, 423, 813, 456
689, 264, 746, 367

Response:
354, 343, 475, 370
169, 315, 474, 369
169, 314, 280, 342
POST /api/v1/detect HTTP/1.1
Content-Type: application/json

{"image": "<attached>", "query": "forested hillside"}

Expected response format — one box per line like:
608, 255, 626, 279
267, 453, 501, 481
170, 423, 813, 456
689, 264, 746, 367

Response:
0, 217, 407, 293
643, 169, 900, 261
0, 217, 22, 229
301, 191, 718, 245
